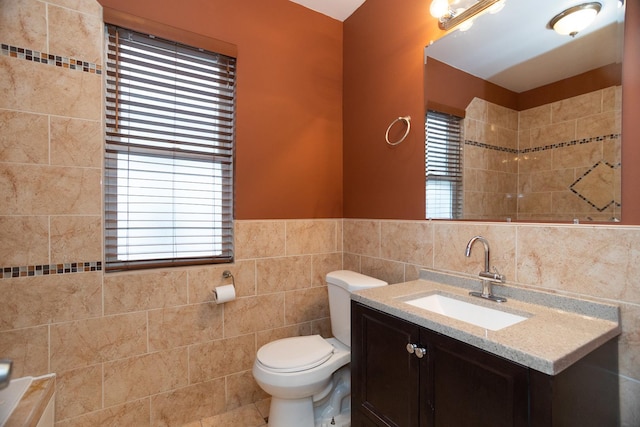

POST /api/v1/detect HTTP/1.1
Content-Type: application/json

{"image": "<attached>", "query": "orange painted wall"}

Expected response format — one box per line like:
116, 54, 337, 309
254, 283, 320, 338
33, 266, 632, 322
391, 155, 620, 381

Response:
97, 0, 639, 222
424, 58, 518, 116
343, 0, 435, 219
621, 0, 640, 224
99, 0, 344, 219
425, 60, 621, 115
344, 0, 640, 223
518, 63, 622, 111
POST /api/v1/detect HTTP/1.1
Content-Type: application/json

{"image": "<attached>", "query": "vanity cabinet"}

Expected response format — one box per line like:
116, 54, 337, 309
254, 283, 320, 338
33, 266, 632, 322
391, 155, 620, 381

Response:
351, 301, 619, 427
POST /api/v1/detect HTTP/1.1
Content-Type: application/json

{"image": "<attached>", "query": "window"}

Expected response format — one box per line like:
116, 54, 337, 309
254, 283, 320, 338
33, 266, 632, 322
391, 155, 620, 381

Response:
104, 25, 236, 272
425, 110, 463, 219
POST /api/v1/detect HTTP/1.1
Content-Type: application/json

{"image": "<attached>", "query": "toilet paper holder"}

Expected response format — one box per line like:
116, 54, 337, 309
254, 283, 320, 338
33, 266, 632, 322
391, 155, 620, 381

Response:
211, 270, 237, 304
222, 270, 235, 287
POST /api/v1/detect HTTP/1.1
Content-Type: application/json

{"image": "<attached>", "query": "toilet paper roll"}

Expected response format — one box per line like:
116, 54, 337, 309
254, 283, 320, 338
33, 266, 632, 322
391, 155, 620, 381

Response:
213, 284, 236, 304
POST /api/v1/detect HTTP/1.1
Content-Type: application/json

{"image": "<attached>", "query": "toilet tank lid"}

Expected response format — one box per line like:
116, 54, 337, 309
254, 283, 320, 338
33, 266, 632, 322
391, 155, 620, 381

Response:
326, 270, 387, 291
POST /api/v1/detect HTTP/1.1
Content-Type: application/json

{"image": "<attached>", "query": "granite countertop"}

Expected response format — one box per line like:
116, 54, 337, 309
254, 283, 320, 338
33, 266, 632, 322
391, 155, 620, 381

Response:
351, 269, 621, 375
6, 374, 55, 427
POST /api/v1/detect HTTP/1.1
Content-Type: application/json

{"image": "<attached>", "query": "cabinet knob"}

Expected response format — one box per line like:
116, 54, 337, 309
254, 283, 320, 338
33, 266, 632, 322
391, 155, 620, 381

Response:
406, 343, 427, 358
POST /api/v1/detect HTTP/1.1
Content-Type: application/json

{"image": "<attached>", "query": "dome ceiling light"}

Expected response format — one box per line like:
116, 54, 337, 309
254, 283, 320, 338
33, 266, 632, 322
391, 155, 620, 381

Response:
548, 2, 602, 37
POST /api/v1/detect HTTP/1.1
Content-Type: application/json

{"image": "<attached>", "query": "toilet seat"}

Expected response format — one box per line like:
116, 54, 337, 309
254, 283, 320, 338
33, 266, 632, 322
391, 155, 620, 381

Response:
257, 335, 335, 373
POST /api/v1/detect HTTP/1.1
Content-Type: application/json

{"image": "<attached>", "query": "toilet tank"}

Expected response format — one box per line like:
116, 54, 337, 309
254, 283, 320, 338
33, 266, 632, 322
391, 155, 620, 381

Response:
326, 270, 388, 346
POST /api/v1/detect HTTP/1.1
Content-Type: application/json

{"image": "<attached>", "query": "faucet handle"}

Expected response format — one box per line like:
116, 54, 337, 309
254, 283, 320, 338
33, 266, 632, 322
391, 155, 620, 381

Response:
492, 267, 505, 282
479, 267, 505, 282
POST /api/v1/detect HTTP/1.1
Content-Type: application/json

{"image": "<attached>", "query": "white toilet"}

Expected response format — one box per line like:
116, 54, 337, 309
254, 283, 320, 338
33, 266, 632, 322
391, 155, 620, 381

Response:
252, 270, 388, 427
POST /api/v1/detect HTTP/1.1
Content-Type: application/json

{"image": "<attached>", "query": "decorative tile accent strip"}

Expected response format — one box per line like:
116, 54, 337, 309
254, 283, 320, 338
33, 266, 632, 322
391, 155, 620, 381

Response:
465, 134, 622, 215
464, 133, 620, 154
465, 133, 620, 155
465, 140, 518, 154
519, 134, 620, 154
1, 261, 102, 279
1, 43, 102, 75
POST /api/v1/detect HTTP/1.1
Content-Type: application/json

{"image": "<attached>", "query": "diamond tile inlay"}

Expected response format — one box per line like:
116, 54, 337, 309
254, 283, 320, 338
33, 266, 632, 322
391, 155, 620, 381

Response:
570, 161, 621, 211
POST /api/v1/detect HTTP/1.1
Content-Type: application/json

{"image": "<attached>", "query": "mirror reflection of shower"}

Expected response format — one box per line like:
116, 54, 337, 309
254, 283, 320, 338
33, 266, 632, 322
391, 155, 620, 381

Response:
424, 0, 625, 223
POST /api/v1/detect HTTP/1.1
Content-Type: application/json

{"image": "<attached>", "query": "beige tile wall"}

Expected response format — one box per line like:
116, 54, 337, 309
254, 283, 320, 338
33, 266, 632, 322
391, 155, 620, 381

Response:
344, 218, 640, 426
1, 1, 638, 427
463, 98, 519, 220
0, 1, 342, 425
519, 86, 622, 221
464, 88, 622, 222
0, 218, 342, 426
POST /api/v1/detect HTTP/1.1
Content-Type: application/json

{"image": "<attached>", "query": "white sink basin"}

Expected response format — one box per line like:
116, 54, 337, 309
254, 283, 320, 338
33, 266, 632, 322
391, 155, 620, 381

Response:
0, 376, 33, 425
404, 293, 528, 331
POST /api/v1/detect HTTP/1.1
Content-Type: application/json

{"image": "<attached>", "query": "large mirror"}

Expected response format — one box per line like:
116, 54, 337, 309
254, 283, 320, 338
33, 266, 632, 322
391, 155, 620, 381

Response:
424, 0, 625, 222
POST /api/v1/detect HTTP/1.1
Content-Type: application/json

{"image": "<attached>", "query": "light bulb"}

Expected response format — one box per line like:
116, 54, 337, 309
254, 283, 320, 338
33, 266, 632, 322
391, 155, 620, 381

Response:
458, 19, 474, 31
430, 0, 450, 18
488, 0, 506, 14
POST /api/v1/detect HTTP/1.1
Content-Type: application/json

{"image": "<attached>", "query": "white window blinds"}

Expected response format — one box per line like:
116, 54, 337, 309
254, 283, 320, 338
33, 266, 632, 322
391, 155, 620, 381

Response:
425, 110, 463, 219
104, 24, 235, 272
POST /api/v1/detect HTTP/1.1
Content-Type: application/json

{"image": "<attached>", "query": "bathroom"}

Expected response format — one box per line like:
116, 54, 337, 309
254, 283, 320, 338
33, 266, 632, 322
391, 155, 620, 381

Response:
0, 0, 638, 425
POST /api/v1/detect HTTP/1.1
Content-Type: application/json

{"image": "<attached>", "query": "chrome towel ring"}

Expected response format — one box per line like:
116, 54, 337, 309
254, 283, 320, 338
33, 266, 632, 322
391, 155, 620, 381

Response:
385, 115, 411, 146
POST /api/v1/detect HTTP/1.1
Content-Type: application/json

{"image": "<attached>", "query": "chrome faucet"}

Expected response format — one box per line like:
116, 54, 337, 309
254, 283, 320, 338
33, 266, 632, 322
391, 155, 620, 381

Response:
0, 359, 12, 390
465, 236, 506, 302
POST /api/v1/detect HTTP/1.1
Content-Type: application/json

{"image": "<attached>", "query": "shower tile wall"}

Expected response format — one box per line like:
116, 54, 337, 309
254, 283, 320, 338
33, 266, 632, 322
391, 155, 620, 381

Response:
0, 1, 342, 425
463, 87, 622, 221
463, 98, 518, 220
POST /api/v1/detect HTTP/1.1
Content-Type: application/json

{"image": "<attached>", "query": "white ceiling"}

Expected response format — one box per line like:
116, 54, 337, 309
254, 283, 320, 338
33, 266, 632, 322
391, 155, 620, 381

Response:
425, 0, 625, 92
289, 0, 366, 21
290, 0, 625, 93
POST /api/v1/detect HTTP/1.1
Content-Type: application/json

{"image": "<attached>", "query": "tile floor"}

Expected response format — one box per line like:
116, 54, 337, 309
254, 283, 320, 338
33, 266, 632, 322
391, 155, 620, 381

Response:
182, 399, 270, 427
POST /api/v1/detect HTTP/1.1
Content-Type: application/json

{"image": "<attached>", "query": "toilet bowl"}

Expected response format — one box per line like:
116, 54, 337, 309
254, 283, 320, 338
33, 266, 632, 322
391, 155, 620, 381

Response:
252, 270, 387, 427
253, 336, 350, 426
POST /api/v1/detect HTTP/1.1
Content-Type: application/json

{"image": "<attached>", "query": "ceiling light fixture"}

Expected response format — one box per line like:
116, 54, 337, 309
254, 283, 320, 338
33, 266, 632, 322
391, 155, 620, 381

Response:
548, 2, 602, 37
430, 0, 505, 31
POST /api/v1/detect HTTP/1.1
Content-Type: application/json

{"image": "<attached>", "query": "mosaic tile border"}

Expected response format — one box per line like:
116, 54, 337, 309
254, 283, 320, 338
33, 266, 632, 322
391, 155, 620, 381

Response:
465, 133, 620, 155
520, 133, 620, 154
1, 261, 102, 279
1, 43, 102, 75
465, 140, 518, 154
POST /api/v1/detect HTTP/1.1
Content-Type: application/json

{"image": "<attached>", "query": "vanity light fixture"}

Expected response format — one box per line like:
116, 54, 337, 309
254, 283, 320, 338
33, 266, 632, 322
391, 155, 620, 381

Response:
429, 0, 505, 31
548, 2, 602, 37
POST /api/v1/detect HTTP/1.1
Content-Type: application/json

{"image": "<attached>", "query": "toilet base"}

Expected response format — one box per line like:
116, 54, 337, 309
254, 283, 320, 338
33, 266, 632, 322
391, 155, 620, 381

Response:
266, 366, 351, 427
267, 397, 351, 427
316, 412, 351, 427
313, 365, 350, 426
267, 396, 315, 427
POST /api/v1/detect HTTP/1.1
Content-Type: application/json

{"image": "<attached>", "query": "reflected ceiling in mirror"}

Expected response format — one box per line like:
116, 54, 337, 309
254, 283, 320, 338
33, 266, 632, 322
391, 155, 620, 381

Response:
426, 0, 624, 92
424, 0, 625, 223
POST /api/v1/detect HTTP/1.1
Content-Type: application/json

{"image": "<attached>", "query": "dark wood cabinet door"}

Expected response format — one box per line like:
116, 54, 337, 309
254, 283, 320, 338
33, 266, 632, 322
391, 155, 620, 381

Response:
352, 302, 422, 427
352, 302, 619, 427
426, 329, 529, 427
